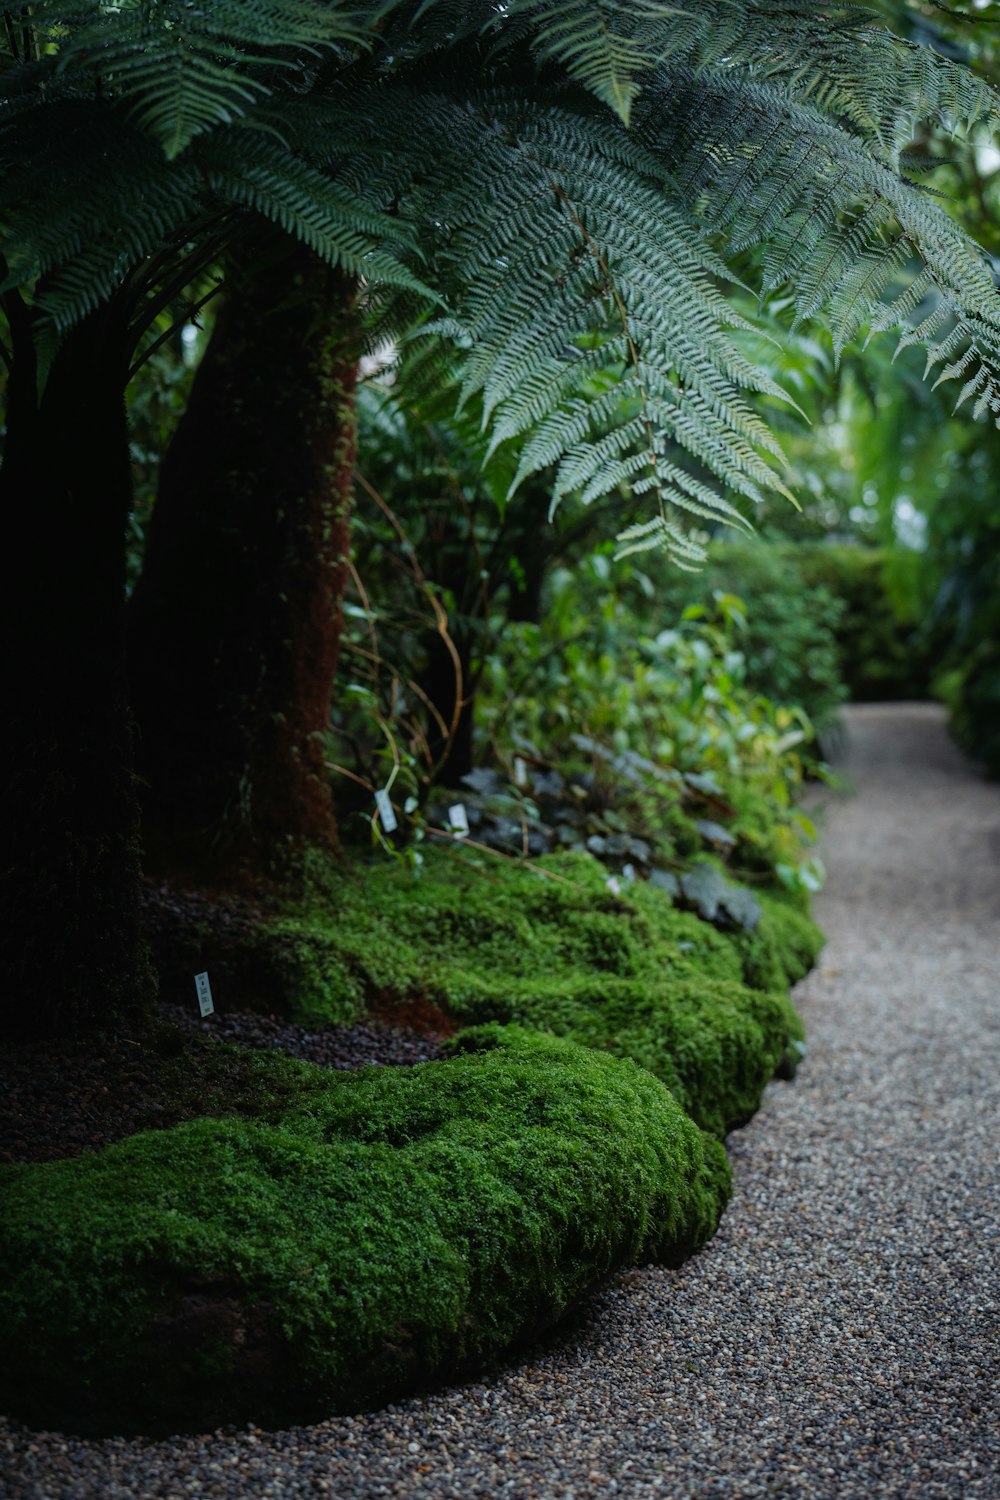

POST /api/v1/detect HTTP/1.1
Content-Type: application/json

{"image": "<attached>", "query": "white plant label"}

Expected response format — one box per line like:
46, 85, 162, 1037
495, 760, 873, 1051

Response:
513, 756, 528, 787
606, 876, 622, 896
448, 803, 470, 837
194, 971, 214, 1018
374, 787, 398, 833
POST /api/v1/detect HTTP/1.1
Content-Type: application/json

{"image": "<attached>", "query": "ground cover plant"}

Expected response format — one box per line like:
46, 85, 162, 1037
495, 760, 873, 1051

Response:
150, 844, 818, 1138
4, 775, 819, 1436
0, 1028, 729, 1436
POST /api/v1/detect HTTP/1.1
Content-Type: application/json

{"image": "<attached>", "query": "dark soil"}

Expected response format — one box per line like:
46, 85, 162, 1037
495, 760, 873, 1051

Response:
0, 1003, 444, 1166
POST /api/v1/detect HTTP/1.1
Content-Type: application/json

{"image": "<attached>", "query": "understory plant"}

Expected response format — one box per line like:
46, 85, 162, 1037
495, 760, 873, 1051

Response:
474, 558, 824, 900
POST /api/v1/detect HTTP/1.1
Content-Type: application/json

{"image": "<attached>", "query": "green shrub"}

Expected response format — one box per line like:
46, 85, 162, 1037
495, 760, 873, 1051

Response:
649, 540, 848, 736
474, 569, 823, 886
942, 637, 1000, 777
0, 1028, 729, 1436
654, 539, 933, 710
735, 889, 826, 995
788, 543, 932, 702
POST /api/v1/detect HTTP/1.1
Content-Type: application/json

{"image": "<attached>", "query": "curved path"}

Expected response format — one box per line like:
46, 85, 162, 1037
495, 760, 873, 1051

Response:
4, 704, 998, 1499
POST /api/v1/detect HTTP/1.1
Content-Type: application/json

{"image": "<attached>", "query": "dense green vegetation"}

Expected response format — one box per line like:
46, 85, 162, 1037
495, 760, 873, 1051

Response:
5, 0, 1000, 1031
0, 1028, 729, 1435
3, 0, 1000, 1441
648, 540, 932, 721
152, 846, 818, 1136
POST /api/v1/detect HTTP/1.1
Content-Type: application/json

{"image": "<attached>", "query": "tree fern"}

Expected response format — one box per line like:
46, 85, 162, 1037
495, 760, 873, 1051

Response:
9, 0, 1000, 1036
5, 0, 1000, 557
636, 60, 1000, 414
24, 0, 398, 157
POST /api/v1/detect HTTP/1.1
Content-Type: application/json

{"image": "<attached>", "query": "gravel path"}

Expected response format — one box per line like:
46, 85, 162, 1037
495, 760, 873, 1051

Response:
3, 702, 998, 1499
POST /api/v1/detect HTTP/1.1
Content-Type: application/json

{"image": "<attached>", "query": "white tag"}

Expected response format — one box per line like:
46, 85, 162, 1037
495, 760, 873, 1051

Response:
194, 971, 214, 1018
374, 788, 398, 833
448, 803, 469, 837
606, 876, 622, 896
513, 756, 528, 788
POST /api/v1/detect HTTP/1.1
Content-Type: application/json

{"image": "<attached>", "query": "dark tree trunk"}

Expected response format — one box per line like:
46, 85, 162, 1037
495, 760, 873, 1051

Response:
0, 301, 152, 1041
129, 244, 359, 888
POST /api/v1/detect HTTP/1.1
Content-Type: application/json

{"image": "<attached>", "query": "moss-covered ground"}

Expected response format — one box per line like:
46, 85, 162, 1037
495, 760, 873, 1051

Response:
0, 1027, 729, 1436
239, 848, 821, 1138
2, 846, 822, 1435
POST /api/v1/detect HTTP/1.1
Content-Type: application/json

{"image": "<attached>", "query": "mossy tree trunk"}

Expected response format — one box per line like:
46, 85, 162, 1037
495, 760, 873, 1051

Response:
0, 296, 152, 1040
129, 244, 360, 889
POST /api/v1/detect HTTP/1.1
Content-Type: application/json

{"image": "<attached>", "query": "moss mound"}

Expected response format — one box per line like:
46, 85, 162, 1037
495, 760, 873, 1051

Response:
0, 1027, 729, 1437
148, 848, 821, 1136
735, 889, 825, 994
221, 849, 815, 1137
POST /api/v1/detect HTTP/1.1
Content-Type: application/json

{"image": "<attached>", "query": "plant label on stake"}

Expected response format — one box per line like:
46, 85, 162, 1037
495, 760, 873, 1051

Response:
513, 756, 528, 788
448, 803, 469, 837
194, 971, 214, 1018
375, 788, 398, 834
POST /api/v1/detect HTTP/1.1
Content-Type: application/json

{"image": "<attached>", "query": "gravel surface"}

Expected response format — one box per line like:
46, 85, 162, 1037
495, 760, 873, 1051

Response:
2, 703, 998, 1499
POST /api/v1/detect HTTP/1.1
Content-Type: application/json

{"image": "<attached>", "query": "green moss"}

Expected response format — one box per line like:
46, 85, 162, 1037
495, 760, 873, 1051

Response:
256, 916, 366, 1022
142, 882, 367, 1025
270, 848, 808, 1137
157, 847, 810, 1137
0, 1027, 729, 1436
347, 851, 738, 997
4, 847, 819, 1435
153, 850, 816, 1137
736, 890, 825, 994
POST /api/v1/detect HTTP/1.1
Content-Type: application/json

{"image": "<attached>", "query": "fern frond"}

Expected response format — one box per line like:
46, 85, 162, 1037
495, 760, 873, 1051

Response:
638, 64, 1000, 404
198, 131, 432, 294
745, 7, 1000, 158
24, 0, 395, 159
390, 89, 796, 538
505, 0, 657, 124
8, 0, 1000, 563
613, 513, 708, 565
484, 1, 1000, 155
0, 100, 203, 312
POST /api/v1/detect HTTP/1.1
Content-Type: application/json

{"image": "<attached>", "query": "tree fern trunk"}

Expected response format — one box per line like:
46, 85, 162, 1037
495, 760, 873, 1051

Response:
0, 302, 153, 1040
129, 245, 359, 888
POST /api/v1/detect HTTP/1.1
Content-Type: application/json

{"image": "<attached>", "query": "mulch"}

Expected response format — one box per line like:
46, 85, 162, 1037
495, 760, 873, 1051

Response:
0, 1003, 444, 1166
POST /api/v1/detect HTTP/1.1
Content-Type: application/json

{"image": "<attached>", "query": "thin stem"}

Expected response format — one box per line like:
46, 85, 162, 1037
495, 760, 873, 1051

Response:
424, 829, 586, 889
324, 760, 374, 792
355, 470, 466, 768
3, 12, 21, 62
127, 235, 230, 350
127, 282, 223, 380
346, 558, 381, 694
